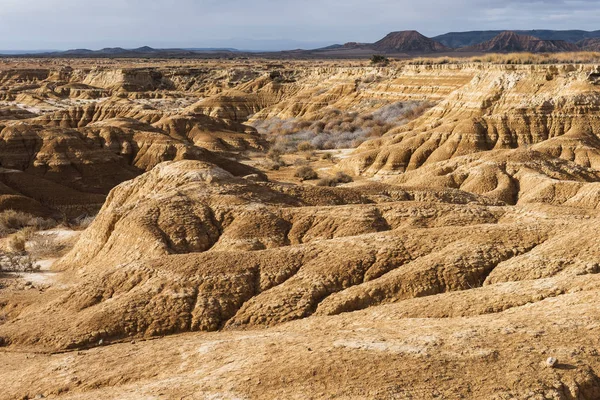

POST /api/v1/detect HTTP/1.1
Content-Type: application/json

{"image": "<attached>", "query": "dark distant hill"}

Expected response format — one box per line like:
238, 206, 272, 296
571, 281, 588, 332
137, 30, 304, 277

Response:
578, 38, 600, 51
434, 30, 600, 48
373, 31, 447, 53
339, 42, 370, 50
460, 31, 580, 53
19, 46, 241, 58
313, 30, 448, 55
61, 49, 96, 55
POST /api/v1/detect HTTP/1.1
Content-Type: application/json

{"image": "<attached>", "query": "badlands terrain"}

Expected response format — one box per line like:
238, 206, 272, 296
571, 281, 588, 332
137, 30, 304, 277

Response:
2, 56, 600, 399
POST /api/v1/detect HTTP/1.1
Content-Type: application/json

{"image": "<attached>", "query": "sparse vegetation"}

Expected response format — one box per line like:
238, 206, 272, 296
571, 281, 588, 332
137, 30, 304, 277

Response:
1, 228, 38, 273
0, 211, 83, 273
405, 51, 600, 65
254, 101, 434, 154
28, 232, 77, 259
0, 210, 56, 237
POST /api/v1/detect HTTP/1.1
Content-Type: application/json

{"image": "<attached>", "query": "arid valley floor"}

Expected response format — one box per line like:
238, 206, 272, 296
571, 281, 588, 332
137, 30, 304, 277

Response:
2, 56, 600, 399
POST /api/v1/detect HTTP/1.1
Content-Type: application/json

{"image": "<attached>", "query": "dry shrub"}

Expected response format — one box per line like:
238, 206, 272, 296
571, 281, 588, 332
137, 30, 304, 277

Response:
297, 141, 315, 152
5, 228, 36, 253
1, 227, 41, 272
303, 150, 317, 161
6, 235, 26, 253
260, 147, 287, 171
0, 211, 32, 232
321, 153, 335, 162
0, 210, 56, 237
267, 147, 284, 161
294, 166, 319, 181
333, 172, 353, 184
316, 172, 354, 187
28, 232, 77, 259
0, 253, 39, 273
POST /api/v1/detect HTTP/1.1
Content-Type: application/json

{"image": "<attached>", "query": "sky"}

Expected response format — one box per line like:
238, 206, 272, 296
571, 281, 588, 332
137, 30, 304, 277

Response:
0, 0, 599, 51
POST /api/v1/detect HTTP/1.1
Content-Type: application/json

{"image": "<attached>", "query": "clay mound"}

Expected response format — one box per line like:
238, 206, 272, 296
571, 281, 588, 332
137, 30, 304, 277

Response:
0, 221, 540, 349
0, 69, 49, 86
81, 117, 252, 171
0, 123, 139, 194
56, 160, 505, 272
81, 68, 173, 92
31, 96, 265, 153
186, 90, 272, 122
152, 113, 267, 152
379, 148, 600, 206
186, 72, 295, 122
0, 118, 261, 214
0, 194, 52, 217
0, 168, 106, 217
52, 83, 111, 99
372, 31, 448, 53
463, 31, 580, 53
33, 98, 164, 128
4, 191, 598, 351
54, 160, 371, 270
0, 107, 38, 121
530, 127, 600, 169
84, 118, 263, 177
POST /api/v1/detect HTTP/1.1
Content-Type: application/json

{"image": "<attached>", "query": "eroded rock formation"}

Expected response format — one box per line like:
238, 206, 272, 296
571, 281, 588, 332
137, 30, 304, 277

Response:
3, 59, 600, 399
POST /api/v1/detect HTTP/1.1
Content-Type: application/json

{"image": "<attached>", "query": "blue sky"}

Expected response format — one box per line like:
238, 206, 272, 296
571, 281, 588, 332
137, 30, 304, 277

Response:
1, 0, 599, 50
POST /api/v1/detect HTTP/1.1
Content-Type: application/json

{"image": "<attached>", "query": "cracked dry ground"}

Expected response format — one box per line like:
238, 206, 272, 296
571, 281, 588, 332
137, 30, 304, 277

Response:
3, 60, 600, 399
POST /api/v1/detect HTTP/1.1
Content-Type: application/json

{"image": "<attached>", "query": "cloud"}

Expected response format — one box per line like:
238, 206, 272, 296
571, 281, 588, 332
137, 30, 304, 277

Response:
0, 0, 598, 50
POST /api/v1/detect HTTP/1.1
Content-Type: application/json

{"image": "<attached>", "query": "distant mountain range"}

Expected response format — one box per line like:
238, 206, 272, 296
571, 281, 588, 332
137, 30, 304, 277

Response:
5, 29, 600, 58
313, 30, 600, 56
457, 31, 580, 53
5, 46, 241, 58
433, 30, 600, 48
